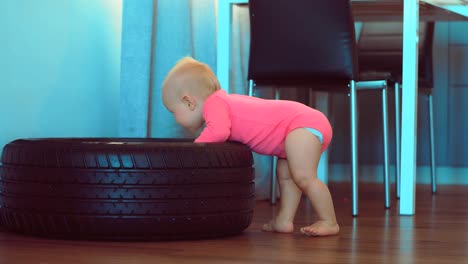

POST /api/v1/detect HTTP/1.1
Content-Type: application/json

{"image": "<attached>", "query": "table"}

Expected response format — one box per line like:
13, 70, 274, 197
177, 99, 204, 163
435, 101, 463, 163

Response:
216, 0, 468, 216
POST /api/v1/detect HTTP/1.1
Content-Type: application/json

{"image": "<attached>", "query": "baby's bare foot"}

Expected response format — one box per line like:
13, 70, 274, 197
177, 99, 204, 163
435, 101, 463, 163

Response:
300, 220, 340, 237
262, 219, 294, 233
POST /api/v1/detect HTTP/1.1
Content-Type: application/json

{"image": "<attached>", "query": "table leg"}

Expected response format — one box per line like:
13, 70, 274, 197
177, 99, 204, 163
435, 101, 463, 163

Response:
400, 0, 419, 215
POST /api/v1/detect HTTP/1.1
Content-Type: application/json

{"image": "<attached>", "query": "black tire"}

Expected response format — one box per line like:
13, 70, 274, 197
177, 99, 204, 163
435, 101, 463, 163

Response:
0, 138, 255, 241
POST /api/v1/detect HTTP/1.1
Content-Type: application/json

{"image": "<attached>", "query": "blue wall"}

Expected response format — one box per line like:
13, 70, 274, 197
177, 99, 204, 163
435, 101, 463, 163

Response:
0, 0, 122, 152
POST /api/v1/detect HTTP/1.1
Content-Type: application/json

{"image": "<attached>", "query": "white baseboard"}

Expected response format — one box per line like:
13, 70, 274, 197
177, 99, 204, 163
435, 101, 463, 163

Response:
328, 164, 468, 185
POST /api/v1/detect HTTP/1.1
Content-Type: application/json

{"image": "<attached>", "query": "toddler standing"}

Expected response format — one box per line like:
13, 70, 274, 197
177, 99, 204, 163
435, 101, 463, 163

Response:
161, 57, 339, 236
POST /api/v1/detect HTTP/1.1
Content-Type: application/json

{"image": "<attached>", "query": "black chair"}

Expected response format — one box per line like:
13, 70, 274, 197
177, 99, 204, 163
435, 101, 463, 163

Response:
248, 0, 391, 216
358, 21, 437, 197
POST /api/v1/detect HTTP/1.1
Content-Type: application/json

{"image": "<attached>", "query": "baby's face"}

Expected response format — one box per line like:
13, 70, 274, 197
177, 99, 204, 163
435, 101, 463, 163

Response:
163, 81, 204, 132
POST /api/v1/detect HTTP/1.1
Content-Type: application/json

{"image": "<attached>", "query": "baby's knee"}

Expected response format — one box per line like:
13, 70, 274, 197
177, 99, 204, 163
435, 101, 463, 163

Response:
292, 173, 317, 189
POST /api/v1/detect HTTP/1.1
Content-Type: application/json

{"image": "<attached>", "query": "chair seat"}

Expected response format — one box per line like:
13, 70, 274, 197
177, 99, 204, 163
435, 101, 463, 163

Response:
359, 70, 433, 91
359, 71, 394, 82
252, 78, 352, 93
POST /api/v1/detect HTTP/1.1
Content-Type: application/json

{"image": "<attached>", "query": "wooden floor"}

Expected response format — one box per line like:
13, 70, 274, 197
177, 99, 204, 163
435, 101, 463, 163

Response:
0, 183, 467, 264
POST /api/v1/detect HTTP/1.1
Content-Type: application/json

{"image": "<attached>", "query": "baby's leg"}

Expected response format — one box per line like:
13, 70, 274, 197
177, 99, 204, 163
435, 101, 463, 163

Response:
285, 128, 339, 237
262, 158, 301, 233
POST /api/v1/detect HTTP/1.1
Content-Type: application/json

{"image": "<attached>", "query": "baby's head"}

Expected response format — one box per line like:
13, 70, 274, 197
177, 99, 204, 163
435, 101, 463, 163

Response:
162, 57, 220, 131
162, 57, 220, 103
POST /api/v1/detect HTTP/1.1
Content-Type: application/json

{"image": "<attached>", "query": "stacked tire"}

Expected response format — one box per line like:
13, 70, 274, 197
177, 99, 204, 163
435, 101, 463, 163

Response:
0, 138, 254, 241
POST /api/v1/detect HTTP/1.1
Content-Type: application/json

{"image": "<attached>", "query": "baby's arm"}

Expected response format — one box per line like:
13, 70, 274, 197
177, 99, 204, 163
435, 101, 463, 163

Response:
195, 97, 231, 143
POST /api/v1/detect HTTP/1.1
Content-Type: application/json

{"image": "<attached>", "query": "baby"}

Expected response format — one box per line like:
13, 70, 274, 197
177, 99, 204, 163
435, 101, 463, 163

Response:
162, 57, 339, 237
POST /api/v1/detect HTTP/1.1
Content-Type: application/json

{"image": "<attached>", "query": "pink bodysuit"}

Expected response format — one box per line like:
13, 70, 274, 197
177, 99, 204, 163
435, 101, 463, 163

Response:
195, 90, 332, 159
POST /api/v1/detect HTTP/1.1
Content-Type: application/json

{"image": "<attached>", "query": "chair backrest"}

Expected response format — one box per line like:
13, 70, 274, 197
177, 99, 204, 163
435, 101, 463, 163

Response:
419, 22, 435, 88
247, 0, 358, 86
358, 22, 435, 87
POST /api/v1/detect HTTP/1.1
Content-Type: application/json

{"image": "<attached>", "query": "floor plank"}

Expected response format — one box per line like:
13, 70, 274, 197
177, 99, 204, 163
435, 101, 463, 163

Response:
0, 183, 467, 264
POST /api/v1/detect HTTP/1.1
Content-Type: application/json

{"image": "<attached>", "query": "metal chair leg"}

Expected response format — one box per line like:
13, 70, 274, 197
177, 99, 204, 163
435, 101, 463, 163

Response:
271, 87, 280, 204
350, 80, 358, 216
314, 92, 329, 185
250, 80, 280, 204
382, 86, 391, 209
248, 80, 254, 96
271, 156, 278, 204
428, 93, 437, 193
395, 82, 401, 199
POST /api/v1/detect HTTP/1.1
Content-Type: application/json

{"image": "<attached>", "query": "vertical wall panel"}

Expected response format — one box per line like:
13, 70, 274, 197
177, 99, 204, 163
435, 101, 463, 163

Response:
119, 0, 154, 137
449, 21, 468, 44
447, 88, 468, 166
449, 46, 468, 86
432, 22, 450, 166
447, 22, 468, 167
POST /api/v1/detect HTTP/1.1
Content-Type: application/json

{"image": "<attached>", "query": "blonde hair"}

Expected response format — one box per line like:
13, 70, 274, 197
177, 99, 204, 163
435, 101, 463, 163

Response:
162, 57, 221, 100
